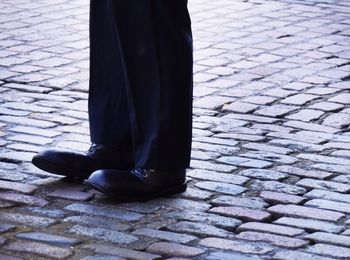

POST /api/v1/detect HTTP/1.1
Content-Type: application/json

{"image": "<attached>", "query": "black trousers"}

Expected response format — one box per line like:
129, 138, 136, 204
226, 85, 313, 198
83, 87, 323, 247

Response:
88, 0, 193, 170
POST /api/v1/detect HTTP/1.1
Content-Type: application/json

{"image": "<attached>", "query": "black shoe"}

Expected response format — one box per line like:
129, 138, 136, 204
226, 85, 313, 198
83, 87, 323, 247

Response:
84, 168, 187, 201
32, 144, 133, 179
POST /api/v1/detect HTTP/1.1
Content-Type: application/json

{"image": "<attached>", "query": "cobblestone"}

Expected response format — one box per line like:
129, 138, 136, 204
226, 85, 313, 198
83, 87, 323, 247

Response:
272, 250, 331, 260
16, 232, 82, 247
237, 231, 308, 248
307, 244, 350, 258
274, 217, 344, 233
70, 225, 138, 245
5, 240, 73, 259
268, 205, 345, 222
132, 228, 196, 244
1, 0, 350, 258
146, 242, 205, 258
210, 206, 271, 222
259, 191, 305, 205
238, 222, 304, 237
199, 237, 273, 255
84, 244, 161, 260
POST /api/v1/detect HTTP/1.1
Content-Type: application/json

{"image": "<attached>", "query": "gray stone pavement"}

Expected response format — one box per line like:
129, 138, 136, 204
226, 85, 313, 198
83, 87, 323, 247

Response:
0, 0, 349, 258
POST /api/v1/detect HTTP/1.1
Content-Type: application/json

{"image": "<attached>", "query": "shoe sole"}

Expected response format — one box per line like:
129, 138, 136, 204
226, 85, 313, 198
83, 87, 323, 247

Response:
32, 156, 89, 179
84, 180, 187, 202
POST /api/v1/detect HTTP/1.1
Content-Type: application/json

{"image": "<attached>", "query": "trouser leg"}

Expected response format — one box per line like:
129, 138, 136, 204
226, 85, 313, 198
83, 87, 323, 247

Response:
116, 1, 193, 170
89, 0, 193, 170
89, 0, 132, 152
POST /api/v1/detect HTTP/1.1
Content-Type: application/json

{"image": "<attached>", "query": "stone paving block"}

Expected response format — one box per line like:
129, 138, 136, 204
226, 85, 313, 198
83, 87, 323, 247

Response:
268, 205, 344, 222
16, 232, 82, 247
0, 213, 56, 228
328, 93, 350, 104
274, 217, 344, 233
190, 160, 237, 173
259, 191, 305, 205
212, 195, 268, 209
0, 151, 36, 163
223, 101, 258, 113
147, 242, 205, 258
254, 104, 297, 117
309, 101, 344, 112
305, 199, 350, 214
64, 215, 131, 231
0, 224, 16, 233
238, 222, 304, 237
238, 169, 288, 181
252, 180, 306, 195
70, 225, 138, 245
284, 120, 339, 134
223, 113, 278, 123
240, 151, 298, 164
84, 243, 161, 260
4, 241, 73, 259
168, 221, 233, 238
296, 178, 350, 193
268, 139, 324, 153
311, 163, 350, 175
81, 255, 124, 260
192, 136, 239, 147
306, 232, 350, 247
217, 156, 272, 168
193, 142, 238, 155
332, 175, 350, 184
24, 207, 65, 218
0, 115, 56, 128
0, 180, 38, 194
242, 143, 293, 155
150, 197, 210, 212
188, 169, 249, 185
0, 253, 21, 260
286, 109, 324, 122
298, 154, 350, 166
236, 231, 308, 248
48, 189, 93, 201
164, 210, 241, 229
9, 126, 61, 137
210, 206, 271, 222
215, 133, 266, 142
0, 200, 16, 208
199, 237, 273, 255
275, 166, 332, 179
206, 251, 261, 260
178, 187, 212, 200
0, 107, 29, 117
242, 95, 276, 105
0, 193, 48, 206
322, 113, 350, 128
3, 83, 52, 93
307, 244, 350, 258
193, 96, 234, 109
332, 150, 350, 159
132, 228, 196, 244
268, 131, 326, 145
195, 181, 246, 196
272, 250, 332, 260
65, 203, 143, 222
281, 94, 319, 105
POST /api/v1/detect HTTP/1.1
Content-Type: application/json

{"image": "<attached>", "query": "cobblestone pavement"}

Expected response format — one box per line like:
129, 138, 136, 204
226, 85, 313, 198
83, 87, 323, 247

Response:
0, 0, 349, 259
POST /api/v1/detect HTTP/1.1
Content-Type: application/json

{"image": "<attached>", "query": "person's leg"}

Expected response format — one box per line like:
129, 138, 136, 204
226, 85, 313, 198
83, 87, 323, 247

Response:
115, 0, 193, 170
89, 0, 132, 153
31, 0, 135, 179
85, 0, 193, 201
